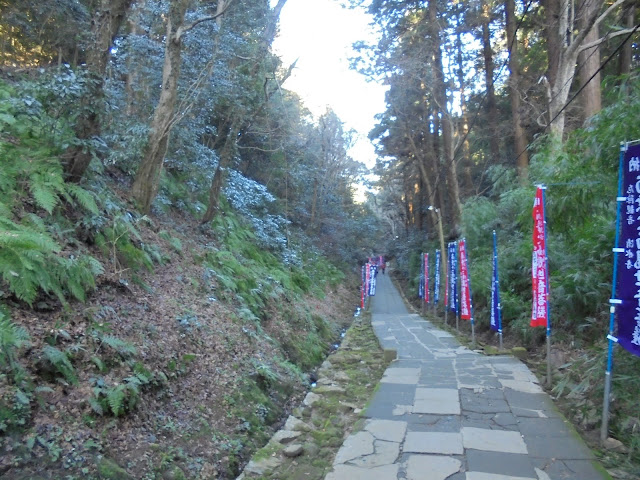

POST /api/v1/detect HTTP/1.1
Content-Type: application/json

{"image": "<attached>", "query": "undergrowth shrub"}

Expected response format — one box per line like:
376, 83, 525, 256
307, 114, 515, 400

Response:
0, 78, 104, 305
94, 214, 156, 274
0, 216, 103, 305
0, 309, 35, 433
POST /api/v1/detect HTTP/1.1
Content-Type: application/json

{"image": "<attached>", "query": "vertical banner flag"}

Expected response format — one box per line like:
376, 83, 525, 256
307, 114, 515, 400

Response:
434, 250, 441, 304
448, 242, 458, 313
531, 186, 549, 328
444, 248, 449, 308
424, 253, 430, 303
365, 263, 371, 300
419, 253, 425, 299
369, 264, 377, 296
458, 239, 472, 320
491, 231, 502, 332
617, 143, 640, 356
361, 265, 365, 308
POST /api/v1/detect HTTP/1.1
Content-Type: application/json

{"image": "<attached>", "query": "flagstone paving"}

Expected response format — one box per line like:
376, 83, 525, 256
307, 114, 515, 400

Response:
325, 273, 607, 480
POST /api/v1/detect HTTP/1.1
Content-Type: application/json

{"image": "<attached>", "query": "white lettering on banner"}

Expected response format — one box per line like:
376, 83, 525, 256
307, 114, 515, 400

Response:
625, 169, 640, 345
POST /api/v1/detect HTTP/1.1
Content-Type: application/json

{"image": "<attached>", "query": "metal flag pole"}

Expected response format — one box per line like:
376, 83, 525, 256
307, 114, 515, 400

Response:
493, 230, 504, 351
601, 142, 627, 444
541, 185, 552, 387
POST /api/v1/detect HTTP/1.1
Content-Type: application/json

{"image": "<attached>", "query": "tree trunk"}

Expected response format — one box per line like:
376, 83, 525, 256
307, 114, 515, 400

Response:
506, 0, 529, 180
429, 0, 462, 237
131, 0, 189, 214
125, 0, 147, 116
201, 122, 241, 223
542, 0, 562, 89
617, 0, 635, 77
544, 0, 607, 139
456, 28, 473, 195
64, 0, 133, 182
200, 0, 288, 223
578, 0, 602, 122
481, 0, 500, 162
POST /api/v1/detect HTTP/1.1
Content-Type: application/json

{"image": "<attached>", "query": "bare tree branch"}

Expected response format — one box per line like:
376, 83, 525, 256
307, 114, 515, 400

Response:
175, 0, 235, 41
578, 26, 639, 53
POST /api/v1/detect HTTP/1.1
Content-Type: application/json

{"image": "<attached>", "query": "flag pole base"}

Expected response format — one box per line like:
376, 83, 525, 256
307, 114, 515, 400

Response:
471, 322, 476, 348
600, 370, 612, 445
546, 335, 552, 387
499, 332, 503, 351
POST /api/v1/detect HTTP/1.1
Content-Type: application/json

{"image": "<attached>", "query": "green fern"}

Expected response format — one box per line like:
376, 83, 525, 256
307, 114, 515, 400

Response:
0, 311, 30, 372
90, 374, 145, 417
107, 384, 126, 416
65, 184, 99, 215
0, 216, 103, 304
42, 345, 77, 385
100, 335, 137, 357
88, 396, 104, 416
29, 173, 60, 214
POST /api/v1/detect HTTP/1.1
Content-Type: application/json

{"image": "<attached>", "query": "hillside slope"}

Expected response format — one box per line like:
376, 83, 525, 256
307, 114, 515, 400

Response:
1, 205, 357, 480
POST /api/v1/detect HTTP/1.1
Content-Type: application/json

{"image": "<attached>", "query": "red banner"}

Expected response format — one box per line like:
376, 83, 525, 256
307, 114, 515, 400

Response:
458, 239, 471, 320
424, 253, 429, 303
531, 187, 548, 327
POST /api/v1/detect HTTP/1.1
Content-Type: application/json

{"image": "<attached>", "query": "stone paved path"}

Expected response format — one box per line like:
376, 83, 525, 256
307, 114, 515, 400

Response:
325, 273, 607, 480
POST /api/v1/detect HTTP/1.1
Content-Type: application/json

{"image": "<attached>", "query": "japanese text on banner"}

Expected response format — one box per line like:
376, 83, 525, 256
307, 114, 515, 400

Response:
434, 250, 440, 304
448, 242, 458, 312
531, 187, 548, 328
424, 253, 429, 303
617, 144, 640, 357
458, 239, 472, 320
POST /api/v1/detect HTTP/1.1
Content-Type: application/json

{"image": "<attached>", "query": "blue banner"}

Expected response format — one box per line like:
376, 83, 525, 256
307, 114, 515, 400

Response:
434, 250, 441, 304
448, 242, 458, 313
418, 252, 424, 299
617, 143, 640, 357
491, 231, 502, 332
369, 264, 377, 296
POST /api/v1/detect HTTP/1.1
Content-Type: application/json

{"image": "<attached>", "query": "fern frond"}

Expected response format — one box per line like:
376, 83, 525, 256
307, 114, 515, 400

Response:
42, 345, 77, 385
117, 215, 142, 241
89, 396, 104, 416
29, 177, 58, 214
101, 335, 137, 357
90, 356, 106, 372
0, 314, 30, 370
0, 200, 11, 217
107, 384, 126, 416
66, 184, 99, 214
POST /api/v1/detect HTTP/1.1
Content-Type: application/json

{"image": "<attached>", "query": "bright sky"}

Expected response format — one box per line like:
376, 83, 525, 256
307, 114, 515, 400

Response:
273, 0, 388, 169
